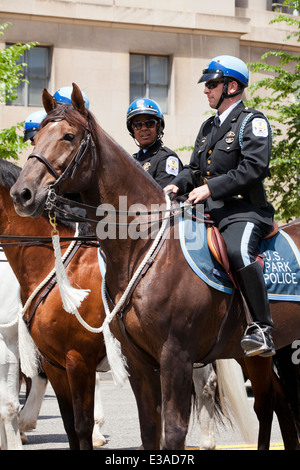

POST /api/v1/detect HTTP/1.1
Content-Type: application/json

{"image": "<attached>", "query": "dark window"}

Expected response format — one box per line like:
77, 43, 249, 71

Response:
6, 45, 51, 107
130, 53, 170, 113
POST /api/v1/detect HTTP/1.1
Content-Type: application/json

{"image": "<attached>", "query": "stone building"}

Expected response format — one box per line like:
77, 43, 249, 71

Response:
0, 0, 299, 163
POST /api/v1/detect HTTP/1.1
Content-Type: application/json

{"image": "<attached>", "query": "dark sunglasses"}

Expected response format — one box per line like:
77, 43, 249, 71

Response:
205, 80, 224, 90
132, 119, 157, 131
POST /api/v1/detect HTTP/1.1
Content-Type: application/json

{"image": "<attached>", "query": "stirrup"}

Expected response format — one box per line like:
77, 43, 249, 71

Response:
241, 323, 275, 358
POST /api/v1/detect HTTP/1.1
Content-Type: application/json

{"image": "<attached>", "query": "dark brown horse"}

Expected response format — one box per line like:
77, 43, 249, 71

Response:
0, 158, 258, 450
0, 158, 107, 450
10, 84, 300, 450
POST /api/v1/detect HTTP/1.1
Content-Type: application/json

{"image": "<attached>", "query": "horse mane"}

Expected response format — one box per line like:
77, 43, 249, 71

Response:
0, 158, 22, 189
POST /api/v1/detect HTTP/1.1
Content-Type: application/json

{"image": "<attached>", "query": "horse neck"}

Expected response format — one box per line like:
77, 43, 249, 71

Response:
0, 187, 74, 299
84, 126, 167, 288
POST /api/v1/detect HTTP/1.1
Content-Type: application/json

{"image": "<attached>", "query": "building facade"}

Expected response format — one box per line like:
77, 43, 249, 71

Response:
0, 0, 299, 164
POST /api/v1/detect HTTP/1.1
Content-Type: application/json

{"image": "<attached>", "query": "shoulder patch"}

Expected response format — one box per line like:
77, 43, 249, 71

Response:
252, 118, 268, 137
165, 156, 179, 176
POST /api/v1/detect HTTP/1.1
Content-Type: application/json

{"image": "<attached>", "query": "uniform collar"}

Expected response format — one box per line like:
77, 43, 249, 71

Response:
216, 99, 242, 126
137, 139, 161, 157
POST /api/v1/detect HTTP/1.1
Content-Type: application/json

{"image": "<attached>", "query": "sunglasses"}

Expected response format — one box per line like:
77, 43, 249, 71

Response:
132, 119, 157, 131
205, 80, 224, 90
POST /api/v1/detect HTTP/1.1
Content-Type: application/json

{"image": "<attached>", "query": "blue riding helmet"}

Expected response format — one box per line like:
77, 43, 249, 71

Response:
23, 110, 47, 142
126, 98, 165, 137
199, 55, 249, 88
53, 86, 90, 109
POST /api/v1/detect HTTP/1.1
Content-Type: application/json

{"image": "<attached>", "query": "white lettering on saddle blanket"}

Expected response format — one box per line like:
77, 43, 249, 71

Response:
263, 250, 297, 285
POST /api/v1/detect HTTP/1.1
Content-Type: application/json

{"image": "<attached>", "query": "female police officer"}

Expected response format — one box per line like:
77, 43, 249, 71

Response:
164, 56, 275, 357
127, 98, 183, 188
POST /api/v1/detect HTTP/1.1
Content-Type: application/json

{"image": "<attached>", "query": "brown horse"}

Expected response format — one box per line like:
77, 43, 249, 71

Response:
0, 159, 258, 450
10, 84, 300, 450
0, 158, 107, 450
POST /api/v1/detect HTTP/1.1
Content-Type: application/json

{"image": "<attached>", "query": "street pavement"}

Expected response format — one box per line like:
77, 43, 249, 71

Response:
20, 372, 284, 452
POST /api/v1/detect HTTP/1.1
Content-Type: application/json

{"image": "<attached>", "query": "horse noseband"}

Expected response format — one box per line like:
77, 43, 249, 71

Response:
27, 153, 60, 180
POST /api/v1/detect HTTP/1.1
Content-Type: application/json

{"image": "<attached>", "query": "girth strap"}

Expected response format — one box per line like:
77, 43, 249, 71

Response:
106, 218, 174, 372
198, 287, 243, 365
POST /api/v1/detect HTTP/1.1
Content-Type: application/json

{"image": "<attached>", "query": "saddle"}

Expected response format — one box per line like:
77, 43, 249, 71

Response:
206, 218, 279, 287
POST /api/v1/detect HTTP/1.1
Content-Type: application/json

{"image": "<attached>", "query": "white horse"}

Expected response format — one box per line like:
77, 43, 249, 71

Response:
0, 249, 48, 449
192, 360, 255, 450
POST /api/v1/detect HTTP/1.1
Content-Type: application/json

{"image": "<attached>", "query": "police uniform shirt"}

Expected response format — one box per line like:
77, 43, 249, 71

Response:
171, 101, 275, 230
133, 139, 183, 188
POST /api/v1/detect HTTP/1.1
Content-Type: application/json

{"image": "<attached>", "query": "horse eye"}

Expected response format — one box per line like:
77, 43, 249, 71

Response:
63, 133, 75, 141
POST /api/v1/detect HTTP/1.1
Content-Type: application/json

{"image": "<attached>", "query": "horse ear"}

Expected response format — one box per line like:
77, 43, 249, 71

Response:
71, 83, 88, 116
42, 88, 57, 113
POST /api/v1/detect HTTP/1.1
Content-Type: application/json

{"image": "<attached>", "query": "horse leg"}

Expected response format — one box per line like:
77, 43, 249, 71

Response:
65, 352, 95, 450
238, 356, 273, 450
0, 362, 23, 450
192, 364, 217, 450
19, 372, 48, 443
42, 362, 80, 450
92, 372, 106, 447
160, 344, 193, 450
271, 371, 300, 450
124, 351, 162, 450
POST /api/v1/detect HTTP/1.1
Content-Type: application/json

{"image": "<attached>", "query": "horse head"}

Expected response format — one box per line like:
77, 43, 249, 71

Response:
10, 83, 93, 218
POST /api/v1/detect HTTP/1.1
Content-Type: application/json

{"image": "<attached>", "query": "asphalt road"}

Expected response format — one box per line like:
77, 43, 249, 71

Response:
20, 372, 284, 453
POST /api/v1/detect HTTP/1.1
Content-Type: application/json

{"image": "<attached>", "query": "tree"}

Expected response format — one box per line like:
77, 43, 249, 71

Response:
0, 23, 37, 160
246, 1, 300, 222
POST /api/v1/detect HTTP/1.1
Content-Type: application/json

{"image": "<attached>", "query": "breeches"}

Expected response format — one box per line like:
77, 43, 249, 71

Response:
221, 221, 270, 272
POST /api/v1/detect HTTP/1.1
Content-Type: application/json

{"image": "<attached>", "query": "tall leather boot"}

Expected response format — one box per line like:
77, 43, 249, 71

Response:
236, 260, 275, 357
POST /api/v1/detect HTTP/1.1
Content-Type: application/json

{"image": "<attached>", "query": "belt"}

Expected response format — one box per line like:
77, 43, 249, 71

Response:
202, 176, 211, 185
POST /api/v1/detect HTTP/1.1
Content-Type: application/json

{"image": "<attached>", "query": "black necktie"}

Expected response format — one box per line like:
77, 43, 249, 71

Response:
214, 116, 220, 128
209, 116, 220, 142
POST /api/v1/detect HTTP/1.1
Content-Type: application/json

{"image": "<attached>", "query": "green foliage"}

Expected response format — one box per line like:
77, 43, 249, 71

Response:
0, 123, 27, 160
0, 23, 37, 160
246, 3, 300, 222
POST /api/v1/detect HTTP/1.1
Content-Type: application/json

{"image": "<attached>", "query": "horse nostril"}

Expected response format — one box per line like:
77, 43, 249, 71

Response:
20, 188, 33, 204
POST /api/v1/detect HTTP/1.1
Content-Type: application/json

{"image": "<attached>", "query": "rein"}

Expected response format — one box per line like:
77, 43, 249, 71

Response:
0, 234, 99, 246
45, 189, 214, 227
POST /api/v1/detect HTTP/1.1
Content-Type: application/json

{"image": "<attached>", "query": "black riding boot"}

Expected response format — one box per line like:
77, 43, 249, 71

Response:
236, 260, 275, 357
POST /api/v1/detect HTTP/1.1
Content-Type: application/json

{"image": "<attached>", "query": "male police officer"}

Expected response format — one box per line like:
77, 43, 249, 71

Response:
165, 56, 275, 357
127, 98, 183, 188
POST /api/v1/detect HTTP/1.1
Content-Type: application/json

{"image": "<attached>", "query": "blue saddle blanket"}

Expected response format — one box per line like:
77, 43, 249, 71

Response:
179, 208, 300, 302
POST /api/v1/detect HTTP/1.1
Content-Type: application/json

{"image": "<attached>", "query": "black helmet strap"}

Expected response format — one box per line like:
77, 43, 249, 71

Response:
216, 78, 243, 109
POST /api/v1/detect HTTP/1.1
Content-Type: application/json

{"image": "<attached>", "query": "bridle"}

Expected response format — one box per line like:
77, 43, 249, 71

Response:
28, 120, 97, 196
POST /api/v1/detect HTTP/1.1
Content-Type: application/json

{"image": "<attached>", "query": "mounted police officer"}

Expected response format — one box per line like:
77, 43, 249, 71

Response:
23, 110, 47, 143
127, 98, 183, 188
23, 86, 90, 143
165, 55, 275, 357
53, 86, 90, 109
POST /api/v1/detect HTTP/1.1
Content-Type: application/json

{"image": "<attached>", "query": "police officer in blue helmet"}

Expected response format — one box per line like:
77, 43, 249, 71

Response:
23, 86, 90, 212
53, 86, 90, 109
127, 98, 183, 188
23, 87, 89, 143
23, 110, 47, 143
165, 55, 275, 357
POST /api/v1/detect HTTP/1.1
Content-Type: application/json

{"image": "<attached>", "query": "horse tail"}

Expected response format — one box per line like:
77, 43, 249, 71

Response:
273, 344, 300, 436
216, 359, 256, 444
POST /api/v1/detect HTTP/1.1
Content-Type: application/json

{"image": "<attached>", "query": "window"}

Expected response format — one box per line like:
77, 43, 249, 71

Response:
267, 0, 297, 13
130, 54, 170, 113
6, 45, 51, 107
